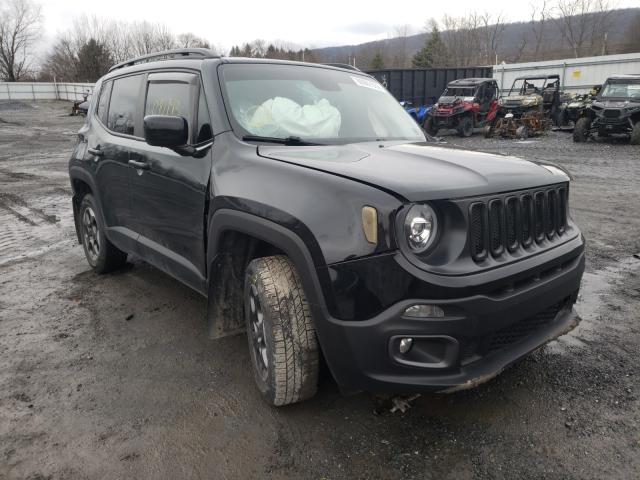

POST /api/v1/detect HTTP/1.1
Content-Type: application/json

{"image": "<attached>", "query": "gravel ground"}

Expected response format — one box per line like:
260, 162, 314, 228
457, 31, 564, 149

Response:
1, 102, 639, 480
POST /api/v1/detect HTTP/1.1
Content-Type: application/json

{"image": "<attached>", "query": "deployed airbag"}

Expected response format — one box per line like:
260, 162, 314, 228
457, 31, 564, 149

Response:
240, 97, 341, 138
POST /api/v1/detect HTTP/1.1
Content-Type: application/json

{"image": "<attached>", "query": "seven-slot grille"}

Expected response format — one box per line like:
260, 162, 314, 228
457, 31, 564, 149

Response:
469, 185, 568, 262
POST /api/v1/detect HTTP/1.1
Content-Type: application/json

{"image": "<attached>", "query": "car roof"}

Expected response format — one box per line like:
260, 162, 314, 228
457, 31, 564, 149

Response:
102, 49, 370, 81
606, 74, 640, 80
447, 78, 495, 87
514, 74, 560, 81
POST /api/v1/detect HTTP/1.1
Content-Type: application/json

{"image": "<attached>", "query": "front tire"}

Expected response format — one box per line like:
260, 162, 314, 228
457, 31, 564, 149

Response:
631, 121, 640, 145
423, 116, 439, 136
79, 194, 127, 273
457, 116, 473, 137
573, 117, 591, 143
244, 255, 319, 406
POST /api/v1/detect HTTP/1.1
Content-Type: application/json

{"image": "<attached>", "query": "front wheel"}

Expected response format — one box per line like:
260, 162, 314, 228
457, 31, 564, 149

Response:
457, 116, 473, 137
423, 116, 439, 136
573, 117, 591, 143
79, 194, 127, 273
244, 255, 319, 406
630, 121, 640, 145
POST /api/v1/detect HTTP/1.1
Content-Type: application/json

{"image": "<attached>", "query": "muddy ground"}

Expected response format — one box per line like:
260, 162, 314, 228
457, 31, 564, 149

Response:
0, 102, 638, 480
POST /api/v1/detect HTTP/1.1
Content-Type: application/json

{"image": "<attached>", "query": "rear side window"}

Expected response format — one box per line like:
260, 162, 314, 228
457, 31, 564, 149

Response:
95, 81, 111, 124
108, 75, 143, 136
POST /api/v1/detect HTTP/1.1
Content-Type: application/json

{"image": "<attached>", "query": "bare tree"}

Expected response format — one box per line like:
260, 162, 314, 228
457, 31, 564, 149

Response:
529, 1, 551, 60
625, 13, 640, 53
392, 24, 412, 68
554, 0, 614, 58
0, 0, 42, 81
479, 11, 506, 64
441, 13, 482, 67
177, 32, 210, 49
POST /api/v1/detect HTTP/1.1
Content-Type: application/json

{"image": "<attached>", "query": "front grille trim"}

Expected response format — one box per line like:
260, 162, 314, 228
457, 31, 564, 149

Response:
467, 184, 569, 264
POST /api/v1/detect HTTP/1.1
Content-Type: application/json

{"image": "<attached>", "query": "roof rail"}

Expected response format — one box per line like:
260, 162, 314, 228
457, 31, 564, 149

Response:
322, 63, 361, 72
108, 48, 219, 73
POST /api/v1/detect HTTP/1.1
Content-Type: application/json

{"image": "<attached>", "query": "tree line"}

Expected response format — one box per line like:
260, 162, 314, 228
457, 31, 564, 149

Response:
373, 0, 638, 70
1, 0, 639, 82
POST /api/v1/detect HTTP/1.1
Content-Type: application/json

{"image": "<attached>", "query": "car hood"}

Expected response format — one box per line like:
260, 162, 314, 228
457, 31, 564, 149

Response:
593, 100, 640, 109
258, 142, 568, 202
501, 94, 541, 104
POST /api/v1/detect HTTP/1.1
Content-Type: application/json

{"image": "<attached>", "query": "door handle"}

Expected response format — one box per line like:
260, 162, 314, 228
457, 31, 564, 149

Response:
128, 159, 150, 170
88, 147, 103, 157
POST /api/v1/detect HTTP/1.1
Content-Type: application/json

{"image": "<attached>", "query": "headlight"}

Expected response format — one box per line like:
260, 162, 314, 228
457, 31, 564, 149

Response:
404, 204, 438, 253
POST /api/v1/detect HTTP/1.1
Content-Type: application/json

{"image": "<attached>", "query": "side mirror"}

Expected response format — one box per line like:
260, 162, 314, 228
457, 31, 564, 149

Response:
143, 115, 188, 148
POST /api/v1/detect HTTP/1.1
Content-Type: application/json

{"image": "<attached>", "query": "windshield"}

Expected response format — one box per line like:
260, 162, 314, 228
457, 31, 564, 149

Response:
442, 87, 475, 97
600, 80, 640, 100
440, 87, 475, 102
509, 78, 557, 96
219, 64, 425, 144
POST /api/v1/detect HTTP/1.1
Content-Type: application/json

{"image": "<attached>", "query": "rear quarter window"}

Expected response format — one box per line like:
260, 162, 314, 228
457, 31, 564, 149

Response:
95, 81, 111, 124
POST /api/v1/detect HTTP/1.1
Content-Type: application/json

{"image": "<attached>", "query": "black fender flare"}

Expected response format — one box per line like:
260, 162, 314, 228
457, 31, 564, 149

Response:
205, 208, 332, 339
68, 166, 104, 244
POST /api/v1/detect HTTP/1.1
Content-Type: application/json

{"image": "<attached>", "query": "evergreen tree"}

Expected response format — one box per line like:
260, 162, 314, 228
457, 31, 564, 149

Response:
412, 23, 449, 68
76, 39, 112, 82
370, 52, 384, 70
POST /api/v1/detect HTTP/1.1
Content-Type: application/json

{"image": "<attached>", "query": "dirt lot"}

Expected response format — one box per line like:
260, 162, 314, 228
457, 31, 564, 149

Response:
1, 102, 639, 480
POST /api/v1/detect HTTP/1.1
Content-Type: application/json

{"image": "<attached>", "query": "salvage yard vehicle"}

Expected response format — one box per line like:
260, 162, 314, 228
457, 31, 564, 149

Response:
400, 100, 431, 125
423, 78, 499, 137
558, 85, 601, 129
70, 91, 91, 116
488, 74, 561, 138
497, 74, 562, 121
573, 75, 640, 144
69, 49, 585, 406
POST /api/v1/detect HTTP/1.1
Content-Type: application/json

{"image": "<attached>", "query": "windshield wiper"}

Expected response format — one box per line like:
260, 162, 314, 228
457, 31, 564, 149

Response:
242, 135, 322, 146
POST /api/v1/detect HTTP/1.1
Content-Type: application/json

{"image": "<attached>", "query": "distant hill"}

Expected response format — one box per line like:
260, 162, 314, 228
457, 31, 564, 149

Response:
311, 8, 640, 69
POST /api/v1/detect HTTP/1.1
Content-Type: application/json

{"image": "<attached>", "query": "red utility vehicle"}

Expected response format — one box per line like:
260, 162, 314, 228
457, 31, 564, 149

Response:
424, 78, 499, 137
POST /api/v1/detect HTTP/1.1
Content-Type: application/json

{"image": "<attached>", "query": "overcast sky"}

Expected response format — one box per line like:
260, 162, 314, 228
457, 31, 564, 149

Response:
38, 0, 640, 51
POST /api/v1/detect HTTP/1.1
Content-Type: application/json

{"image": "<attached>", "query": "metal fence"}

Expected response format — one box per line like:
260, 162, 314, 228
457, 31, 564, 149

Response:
494, 52, 640, 94
0, 82, 94, 101
366, 67, 493, 106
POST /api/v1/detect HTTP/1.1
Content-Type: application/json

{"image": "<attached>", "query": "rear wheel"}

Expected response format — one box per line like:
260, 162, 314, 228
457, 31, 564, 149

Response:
483, 125, 493, 138
244, 255, 319, 406
423, 116, 439, 136
630, 121, 640, 145
573, 117, 591, 143
79, 194, 127, 273
457, 116, 474, 137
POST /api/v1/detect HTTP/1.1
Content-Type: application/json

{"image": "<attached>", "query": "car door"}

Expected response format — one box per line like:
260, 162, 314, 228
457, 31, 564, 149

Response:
87, 74, 145, 253
129, 72, 213, 293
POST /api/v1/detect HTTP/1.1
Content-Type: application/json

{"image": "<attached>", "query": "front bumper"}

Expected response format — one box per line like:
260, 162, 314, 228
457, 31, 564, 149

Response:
593, 117, 633, 133
430, 114, 460, 128
313, 245, 584, 394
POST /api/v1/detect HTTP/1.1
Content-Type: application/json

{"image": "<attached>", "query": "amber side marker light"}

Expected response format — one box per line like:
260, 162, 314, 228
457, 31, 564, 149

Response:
362, 206, 378, 244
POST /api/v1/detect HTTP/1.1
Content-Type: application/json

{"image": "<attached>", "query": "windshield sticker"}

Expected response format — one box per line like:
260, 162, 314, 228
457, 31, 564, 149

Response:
351, 76, 386, 92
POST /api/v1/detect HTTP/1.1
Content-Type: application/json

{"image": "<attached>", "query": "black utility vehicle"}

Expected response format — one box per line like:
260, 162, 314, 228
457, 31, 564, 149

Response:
423, 78, 499, 137
69, 49, 585, 406
573, 75, 640, 144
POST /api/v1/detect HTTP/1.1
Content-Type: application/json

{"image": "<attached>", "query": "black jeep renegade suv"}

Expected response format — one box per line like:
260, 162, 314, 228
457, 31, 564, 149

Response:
69, 49, 585, 406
